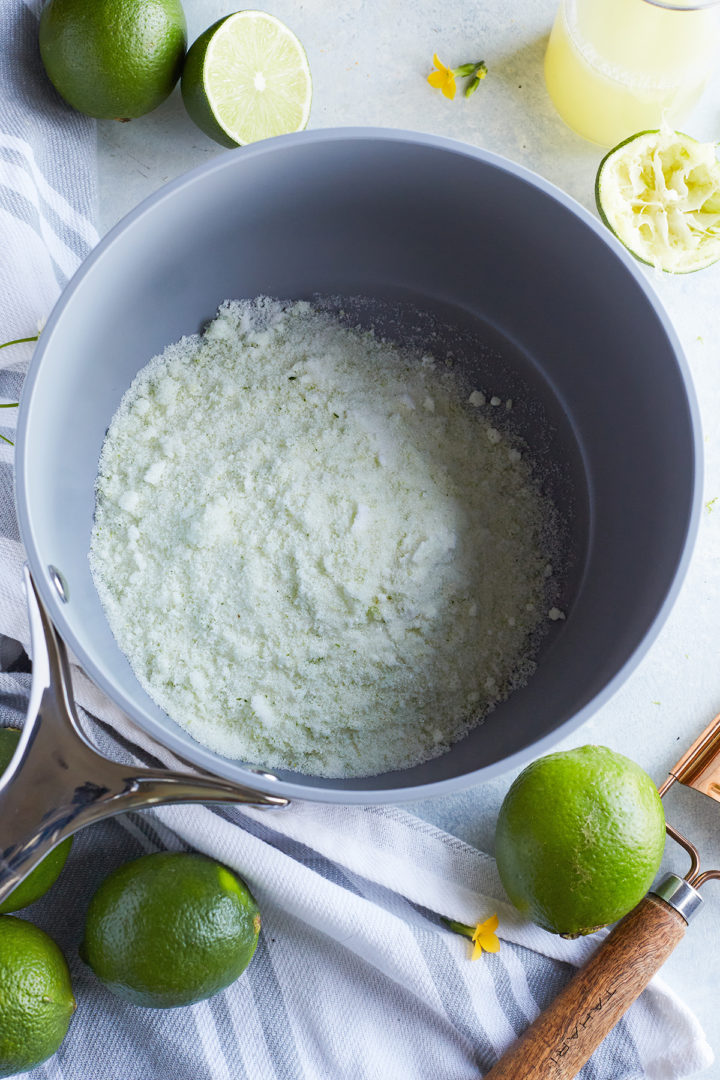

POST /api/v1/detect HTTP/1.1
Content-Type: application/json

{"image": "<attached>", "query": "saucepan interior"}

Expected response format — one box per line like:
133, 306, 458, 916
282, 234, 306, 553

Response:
16, 129, 700, 802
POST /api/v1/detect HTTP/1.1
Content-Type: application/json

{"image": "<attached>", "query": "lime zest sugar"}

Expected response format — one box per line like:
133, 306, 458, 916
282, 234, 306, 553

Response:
90, 298, 558, 778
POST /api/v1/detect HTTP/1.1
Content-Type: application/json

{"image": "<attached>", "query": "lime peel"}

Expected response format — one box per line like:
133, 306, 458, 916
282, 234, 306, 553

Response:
495, 745, 666, 937
0, 916, 76, 1076
596, 126, 720, 274
80, 852, 261, 1008
181, 11, 312, 148
38, 0, 187, 121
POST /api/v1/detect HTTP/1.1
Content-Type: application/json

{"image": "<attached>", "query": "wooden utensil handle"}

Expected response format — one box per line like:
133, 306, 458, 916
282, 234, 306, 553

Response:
484, 894, 686, 1080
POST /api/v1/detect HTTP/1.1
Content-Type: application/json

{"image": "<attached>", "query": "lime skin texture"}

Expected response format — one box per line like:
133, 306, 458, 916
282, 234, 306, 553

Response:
495, 745, 666, 937
0, 915, 76, 1078
39, 0, 187, 120
80, 851, 262, 1008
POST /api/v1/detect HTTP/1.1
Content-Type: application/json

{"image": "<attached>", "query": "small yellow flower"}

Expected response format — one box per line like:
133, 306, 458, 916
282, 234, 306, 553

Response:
442, 912, 501, 960
427, 54, 457, 100
471, 914, 500, 960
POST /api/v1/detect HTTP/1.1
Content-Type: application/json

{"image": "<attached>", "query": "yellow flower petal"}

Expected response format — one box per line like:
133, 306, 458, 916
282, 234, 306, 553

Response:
469, 913, 501, 959
477, 914, 499, 936
428, 54, 457, 99
478, 932, 501, 954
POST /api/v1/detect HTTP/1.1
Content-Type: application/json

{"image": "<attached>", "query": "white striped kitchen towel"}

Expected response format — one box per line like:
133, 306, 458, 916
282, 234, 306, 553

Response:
0, 685, 714, 1080
0, 2, 714, 1078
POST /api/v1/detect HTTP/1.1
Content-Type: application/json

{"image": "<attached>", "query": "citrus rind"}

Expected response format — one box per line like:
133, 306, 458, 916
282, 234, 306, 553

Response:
0, 916, 75, 1076
80, 852, 261, 1008
38, 0, 187, 120
595, 128, 720, 274
495, 745, 666, 936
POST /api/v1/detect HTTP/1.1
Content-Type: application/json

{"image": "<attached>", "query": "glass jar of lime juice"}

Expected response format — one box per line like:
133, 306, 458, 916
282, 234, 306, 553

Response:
544, 0, 720, 147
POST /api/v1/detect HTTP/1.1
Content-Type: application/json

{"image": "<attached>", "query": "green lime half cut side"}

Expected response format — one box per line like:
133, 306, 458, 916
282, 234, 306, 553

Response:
595, 128, 720, 274
181, 10, 312, 148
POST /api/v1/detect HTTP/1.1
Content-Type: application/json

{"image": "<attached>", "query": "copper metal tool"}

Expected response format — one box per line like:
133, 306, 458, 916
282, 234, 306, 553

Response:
485, 714, 720, 1080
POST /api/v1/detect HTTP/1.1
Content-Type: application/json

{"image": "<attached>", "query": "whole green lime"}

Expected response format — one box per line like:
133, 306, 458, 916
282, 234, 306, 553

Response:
39, 0, 187, 120
0, 729, 73, 915
0, 915, 76, 1078
495, 745, 666, 936
80, 852, 261, 1008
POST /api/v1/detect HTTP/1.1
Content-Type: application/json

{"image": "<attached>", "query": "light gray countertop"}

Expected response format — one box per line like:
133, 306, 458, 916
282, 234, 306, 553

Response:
97, 0, 720, 1071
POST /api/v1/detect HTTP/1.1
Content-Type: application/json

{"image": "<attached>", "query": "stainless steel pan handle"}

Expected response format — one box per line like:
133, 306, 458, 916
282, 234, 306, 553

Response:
0, 568, 288, 905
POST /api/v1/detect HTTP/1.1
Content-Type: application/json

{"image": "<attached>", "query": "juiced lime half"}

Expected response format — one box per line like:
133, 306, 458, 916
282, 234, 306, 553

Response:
181, 10, 312, 148
595, 128, 720, 274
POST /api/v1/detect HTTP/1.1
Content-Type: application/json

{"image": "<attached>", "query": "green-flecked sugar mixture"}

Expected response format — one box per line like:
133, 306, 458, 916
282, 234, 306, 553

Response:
90, 298, 559, 778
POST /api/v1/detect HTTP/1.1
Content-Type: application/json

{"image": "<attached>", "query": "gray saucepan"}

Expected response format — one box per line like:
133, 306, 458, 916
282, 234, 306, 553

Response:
0, 128, 701, 901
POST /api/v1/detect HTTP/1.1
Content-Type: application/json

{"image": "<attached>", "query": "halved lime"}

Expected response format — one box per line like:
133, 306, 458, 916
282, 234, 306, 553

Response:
181, 11, 312, 148
596, 128, 720, 274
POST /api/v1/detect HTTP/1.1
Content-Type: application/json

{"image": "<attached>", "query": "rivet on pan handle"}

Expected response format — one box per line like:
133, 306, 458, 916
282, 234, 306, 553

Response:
0, 567, 288, 907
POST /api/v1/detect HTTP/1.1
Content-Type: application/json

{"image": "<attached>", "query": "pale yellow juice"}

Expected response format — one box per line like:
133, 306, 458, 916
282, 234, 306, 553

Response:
544, 0, 718, 146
